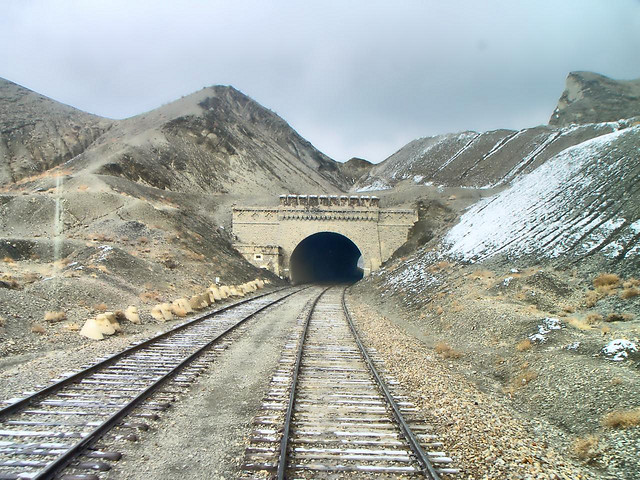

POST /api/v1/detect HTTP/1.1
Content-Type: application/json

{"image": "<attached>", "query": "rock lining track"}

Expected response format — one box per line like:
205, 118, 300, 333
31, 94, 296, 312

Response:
0, 286, 303, 480
243, 286, 456, 479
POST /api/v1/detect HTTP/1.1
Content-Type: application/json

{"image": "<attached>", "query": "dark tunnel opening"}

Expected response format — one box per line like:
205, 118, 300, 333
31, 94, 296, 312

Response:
290, 232, 364, 285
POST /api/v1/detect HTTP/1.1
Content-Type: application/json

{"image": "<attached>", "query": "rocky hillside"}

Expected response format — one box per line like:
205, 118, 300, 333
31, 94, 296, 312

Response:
550, 71, 640, 126
64, 86, 348, 195
353, 120, 636, 192
0, 78, 113, 185
444, 125, 640, 270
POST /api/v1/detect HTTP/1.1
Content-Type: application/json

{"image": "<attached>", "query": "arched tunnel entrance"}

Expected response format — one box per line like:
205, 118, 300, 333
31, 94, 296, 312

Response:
290, 232, 364, 285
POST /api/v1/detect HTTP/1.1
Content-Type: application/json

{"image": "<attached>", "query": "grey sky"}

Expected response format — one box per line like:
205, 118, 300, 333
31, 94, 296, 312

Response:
1, 1, 639, 163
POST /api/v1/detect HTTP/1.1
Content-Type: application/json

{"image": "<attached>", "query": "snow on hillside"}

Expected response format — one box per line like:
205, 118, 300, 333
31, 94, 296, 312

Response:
444, 125, 640, 263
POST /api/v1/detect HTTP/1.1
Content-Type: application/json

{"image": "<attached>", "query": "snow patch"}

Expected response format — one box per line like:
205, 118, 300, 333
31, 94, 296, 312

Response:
602, 339, 638, 361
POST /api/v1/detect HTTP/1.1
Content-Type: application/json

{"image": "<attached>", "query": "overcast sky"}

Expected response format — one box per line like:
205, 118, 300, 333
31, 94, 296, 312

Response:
1, 1, 639, 163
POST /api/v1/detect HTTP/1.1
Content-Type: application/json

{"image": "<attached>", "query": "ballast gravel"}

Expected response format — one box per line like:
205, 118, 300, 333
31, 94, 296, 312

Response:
346, 292, 597, 480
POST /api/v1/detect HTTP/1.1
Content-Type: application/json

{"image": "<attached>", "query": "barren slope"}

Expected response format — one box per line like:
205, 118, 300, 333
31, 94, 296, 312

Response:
0, 78, 113, 185
66, 86, 348, 195
353, 120, 635, 192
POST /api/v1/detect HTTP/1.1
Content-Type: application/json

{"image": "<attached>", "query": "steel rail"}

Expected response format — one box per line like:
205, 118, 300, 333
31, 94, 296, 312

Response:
0, 286, 289, 418
342, 288, 441, 480
31, 286, 306, 480
276, 286, 330, 480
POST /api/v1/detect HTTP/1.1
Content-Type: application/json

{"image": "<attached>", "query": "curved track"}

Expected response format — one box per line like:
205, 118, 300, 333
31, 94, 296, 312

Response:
0, 286, 303, 480
243, 285, 456, 479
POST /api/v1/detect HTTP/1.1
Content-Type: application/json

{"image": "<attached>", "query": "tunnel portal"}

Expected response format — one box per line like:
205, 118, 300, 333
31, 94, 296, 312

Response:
290, 232, 364, 285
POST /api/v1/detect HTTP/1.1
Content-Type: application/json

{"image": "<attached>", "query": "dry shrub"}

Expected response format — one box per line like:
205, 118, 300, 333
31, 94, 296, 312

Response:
586, 313, 603, 324
585, 290, 605, 308
435, 306, 444, 315
0, 316, 5, 327
568, 317, 593, 331
138, 237, 149, 244
77, 184, 89, 191
605, 312, 633, 322
44, 311, 66, 322
572, 435, 600, 462
434, 342, 462, 359
96, 265, 109, 274
140, 291, 162, 303
428, 261, 452, 272
64, 323, 80, 331
593, 273, 620, 288
91, 233, 114, 242
451, 302, 464, 313
516, 339, 532, 351
31, 324, 46, 334
563, 305, 576, 313
602, 408, 640, 429
611, 377, 623, 386
623, 278, 640, 289
620, 287, 639, 299
601, 325, 611, 335
504, 369, 537, 394
93, 303, 108, 312
2, 256, 15, 263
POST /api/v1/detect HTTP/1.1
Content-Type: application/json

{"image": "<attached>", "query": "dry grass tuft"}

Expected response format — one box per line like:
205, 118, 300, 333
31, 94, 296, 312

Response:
140, 291, 162, 303
620, 287, 639, 299
0, 316, 5, 327
77, 184, 89, 191
568, 317, 593, 331
623, 278, 640, 289
434, 342, 462, 359
435, 306, 444, 315
31, 324, 46, 334
2, 256, 15, 263
44, 311, 66, 323
516, 339, 533, 351
586, 313, 603, 324
585, 290, 605, 307
593, 273, 620, 288
504, 369, 537, 394
562, 305, 576, 313
602, 408, 640, 429
601, 325, 611, 335
572, 435, 600, 462
93, 303, 108, 312
611, 377, 623, 386
605, 312, 633, 322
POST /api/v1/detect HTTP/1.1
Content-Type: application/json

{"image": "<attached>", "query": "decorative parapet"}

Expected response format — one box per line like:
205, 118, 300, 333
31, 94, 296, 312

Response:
278, 194, 380, 208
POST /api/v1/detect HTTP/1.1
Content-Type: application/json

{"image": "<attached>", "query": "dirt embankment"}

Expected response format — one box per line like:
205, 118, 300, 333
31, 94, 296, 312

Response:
352, 261, 640, 480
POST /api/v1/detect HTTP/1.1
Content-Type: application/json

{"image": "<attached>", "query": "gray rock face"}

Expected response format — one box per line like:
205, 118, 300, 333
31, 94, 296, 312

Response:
352, 121, 629, 191
549, 71, 640, 126
0, 78, 113, 185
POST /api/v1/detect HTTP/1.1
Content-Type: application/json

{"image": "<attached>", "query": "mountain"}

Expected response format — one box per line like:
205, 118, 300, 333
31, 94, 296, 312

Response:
0, 78, 113, 184
352, 120, 632, 192
1, 79, 350, 195
444, 125, 640, 269
549, 71, 640, 127
338, 157, 374, 186
58, 86, 348, 195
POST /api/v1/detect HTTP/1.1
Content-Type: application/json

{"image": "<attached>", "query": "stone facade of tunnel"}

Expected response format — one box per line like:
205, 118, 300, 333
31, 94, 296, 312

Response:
232, 195, 417, 279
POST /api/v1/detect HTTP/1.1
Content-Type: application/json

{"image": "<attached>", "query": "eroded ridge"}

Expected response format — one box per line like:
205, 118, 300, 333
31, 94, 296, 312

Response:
243, 286, 456, 479
0, 287, 301, 480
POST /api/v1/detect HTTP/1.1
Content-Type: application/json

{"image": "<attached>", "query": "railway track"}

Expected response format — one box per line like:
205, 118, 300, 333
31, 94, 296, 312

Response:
243, 285, 457, 479
0, 286, 304, 480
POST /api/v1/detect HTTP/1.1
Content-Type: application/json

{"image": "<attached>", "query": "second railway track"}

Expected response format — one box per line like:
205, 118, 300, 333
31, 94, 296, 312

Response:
0, 286, 305, 480
243, 285, 457, 479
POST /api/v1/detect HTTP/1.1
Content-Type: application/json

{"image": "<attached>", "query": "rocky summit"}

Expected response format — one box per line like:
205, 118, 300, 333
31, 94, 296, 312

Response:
549, 71, 640, 126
